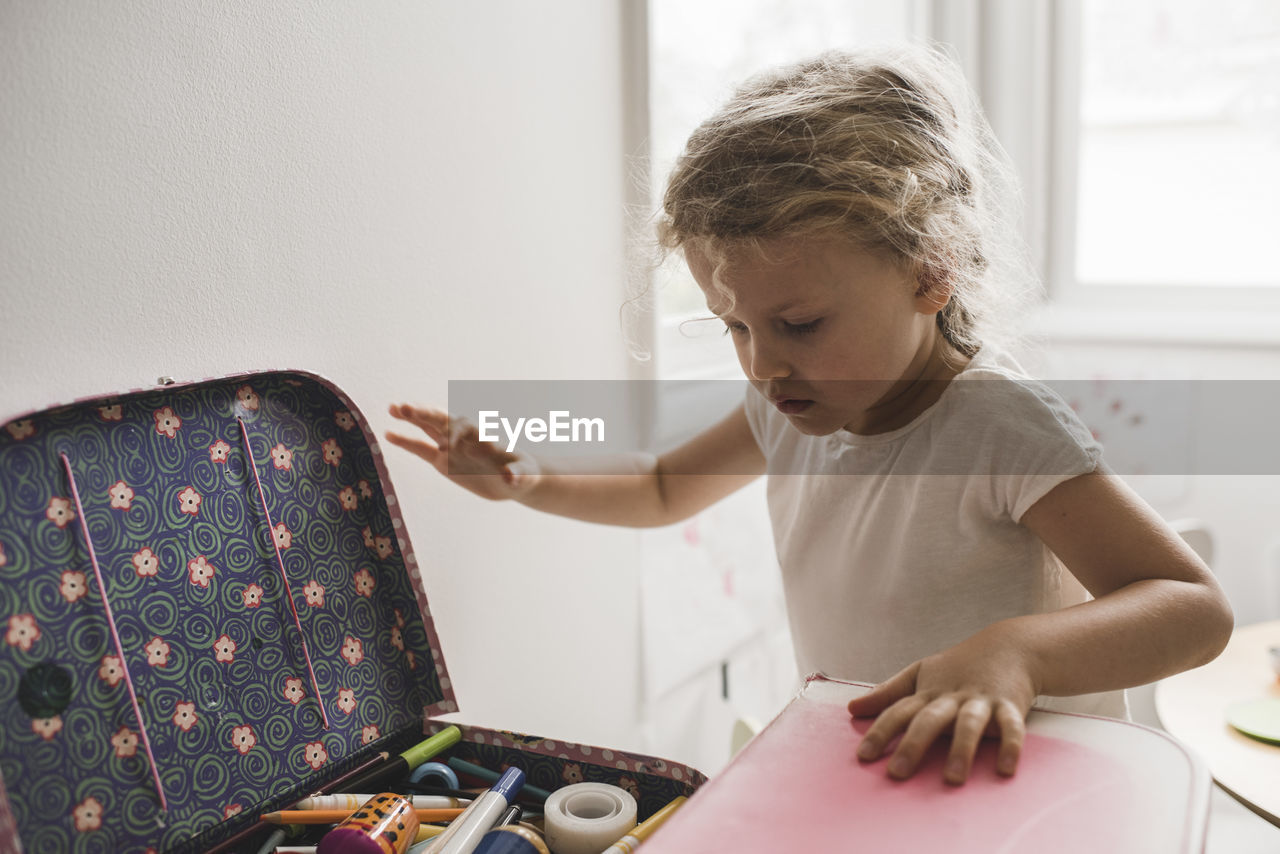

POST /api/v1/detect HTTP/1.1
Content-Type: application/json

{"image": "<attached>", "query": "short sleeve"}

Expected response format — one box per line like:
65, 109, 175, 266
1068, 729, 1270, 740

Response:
993, 384, 1105, 524
961, 377, 1103, 522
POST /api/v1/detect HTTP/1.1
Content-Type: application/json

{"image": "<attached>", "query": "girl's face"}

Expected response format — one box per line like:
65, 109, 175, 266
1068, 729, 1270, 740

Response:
687, 235, 958, 436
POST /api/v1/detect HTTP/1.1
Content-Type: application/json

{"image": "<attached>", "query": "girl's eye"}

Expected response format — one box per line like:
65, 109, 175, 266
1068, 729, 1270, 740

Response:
785, 319, 822, 335
722, 322, 748, 337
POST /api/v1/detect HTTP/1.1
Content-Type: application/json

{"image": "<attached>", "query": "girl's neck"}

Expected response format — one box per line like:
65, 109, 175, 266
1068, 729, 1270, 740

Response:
843, 334, 971, 435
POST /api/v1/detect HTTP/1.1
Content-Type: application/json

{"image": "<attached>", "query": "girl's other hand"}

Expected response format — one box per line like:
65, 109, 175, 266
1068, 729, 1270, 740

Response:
385, 403, 540, 501
846, 623, 1039, 786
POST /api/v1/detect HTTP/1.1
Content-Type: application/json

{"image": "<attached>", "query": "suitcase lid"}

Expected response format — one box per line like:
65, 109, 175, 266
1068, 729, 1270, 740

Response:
0, 370, 457, 851
644, 674, 1212, 854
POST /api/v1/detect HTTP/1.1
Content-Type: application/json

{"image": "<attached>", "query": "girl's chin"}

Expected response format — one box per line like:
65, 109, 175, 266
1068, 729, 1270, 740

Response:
782, 411, 840, 435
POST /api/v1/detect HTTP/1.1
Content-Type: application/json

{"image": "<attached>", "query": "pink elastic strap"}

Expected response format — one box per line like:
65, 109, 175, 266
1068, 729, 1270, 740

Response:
236, 418, 330, 730
59, 453, 168, 811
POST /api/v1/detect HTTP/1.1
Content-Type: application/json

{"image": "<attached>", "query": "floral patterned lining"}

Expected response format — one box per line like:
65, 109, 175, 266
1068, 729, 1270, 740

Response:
0, 372, 452, 852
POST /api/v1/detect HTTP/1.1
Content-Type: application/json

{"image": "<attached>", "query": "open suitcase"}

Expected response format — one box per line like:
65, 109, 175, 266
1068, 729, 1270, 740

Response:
0, 371, 703, 853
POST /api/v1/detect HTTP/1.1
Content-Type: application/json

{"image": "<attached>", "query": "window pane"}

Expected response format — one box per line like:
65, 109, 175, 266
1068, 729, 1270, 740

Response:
649, 0, 919, 337
1076, 0, 1280, 286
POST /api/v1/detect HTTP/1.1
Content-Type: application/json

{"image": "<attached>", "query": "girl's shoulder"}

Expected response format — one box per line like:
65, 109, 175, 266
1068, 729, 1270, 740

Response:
946, 347, 1098, 458
942, 347, 1103, 520
954, 347, 1068, 413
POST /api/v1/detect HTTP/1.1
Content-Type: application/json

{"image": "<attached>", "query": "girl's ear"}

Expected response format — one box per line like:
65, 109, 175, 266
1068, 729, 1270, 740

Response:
914, 266, 954, 314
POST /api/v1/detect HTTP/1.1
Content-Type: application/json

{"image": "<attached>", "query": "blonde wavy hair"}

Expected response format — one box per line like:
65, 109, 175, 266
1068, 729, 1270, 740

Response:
657, 44, 1036, 356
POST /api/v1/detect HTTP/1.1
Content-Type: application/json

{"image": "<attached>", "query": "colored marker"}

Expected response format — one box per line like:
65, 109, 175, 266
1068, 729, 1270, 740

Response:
342, 727, 463, 793
263, 807, 465, 825
415, 824, 448, 843
257, 828, 287, 854
601, 796, 687, 853
316, 793, 419, 854
447, 758, 552, 803
418, 766, 526, 854
297, 795, 464, 811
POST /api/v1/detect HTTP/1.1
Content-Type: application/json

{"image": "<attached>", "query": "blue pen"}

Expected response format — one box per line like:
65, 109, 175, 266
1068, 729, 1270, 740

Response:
414, 766, 525, 854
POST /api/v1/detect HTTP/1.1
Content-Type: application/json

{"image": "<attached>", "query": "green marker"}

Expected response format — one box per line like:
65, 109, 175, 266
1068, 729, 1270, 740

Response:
341, 726, 463, 793
447, 757, 553, 803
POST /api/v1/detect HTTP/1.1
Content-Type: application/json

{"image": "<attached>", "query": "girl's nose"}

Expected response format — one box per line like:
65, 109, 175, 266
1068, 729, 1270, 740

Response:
746, 337, 790, 381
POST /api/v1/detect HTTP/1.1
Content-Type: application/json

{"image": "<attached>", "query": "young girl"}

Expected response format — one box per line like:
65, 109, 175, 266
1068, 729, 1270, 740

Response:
387, 45, 1232, 787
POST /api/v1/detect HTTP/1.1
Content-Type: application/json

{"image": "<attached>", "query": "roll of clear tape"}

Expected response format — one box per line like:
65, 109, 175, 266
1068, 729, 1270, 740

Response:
543, 783, 637, 854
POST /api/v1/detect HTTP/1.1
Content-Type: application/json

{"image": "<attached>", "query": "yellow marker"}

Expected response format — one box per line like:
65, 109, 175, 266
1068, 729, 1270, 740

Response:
415, 824, 447, 843
602, 796, 687, 853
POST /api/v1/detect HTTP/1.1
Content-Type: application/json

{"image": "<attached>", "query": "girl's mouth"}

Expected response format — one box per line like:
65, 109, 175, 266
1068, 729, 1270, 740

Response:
774, 398, 814, 415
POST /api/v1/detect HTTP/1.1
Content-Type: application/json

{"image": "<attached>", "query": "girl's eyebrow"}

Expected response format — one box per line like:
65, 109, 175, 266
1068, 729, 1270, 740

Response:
760, 299, 826, 316
712, 301, 825, 320
707, 291, 826, 318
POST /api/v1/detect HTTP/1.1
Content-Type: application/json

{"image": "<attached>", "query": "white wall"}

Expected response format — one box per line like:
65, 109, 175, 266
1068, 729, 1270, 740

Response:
1021, 336, 1280, 627
0, 2, 655, 753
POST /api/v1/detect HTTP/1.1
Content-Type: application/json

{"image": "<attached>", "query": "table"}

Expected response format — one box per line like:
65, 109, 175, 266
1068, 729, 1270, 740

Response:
1155, 620, 1280, 827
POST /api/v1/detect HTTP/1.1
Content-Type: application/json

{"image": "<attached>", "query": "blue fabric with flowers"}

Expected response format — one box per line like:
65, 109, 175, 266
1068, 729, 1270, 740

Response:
0, 372, 445, 853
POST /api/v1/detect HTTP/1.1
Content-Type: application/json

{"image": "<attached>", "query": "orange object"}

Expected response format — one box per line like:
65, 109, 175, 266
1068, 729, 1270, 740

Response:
263, 806, 464, 825
313, 793, 422, 854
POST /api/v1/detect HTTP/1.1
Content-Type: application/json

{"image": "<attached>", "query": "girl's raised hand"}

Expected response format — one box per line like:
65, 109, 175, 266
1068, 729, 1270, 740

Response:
385, 403, 540, 501
846, 623, 1039, 786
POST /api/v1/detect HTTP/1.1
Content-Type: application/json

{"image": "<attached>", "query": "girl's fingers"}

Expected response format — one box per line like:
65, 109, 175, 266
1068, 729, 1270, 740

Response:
389, 404, 449, 445
856, 693, 927, 763
993, 700, 1026, 776
943, 698, 993, 785
384, 431, 441, 464
883, 696, 960, 780
395, 403, 448, 426
390, 408, 519, 467
848, 662, 919, 719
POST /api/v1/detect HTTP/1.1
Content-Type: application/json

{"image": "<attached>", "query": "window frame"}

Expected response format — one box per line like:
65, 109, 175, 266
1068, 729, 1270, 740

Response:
1039, 0, 1280, 341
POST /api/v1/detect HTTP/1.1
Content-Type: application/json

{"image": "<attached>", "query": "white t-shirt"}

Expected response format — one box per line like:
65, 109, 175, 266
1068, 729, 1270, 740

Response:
744, 347, 1128, 718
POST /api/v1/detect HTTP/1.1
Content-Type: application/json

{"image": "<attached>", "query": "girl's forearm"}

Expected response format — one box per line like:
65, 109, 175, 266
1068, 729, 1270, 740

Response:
503, 404, 763, 528
1003, 577, 1233, 698
513, 453, 760, 528
512, 452, 676, 528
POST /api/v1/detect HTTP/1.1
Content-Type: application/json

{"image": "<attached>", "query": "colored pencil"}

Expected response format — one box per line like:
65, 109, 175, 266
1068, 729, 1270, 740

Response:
602, 796, 687, 853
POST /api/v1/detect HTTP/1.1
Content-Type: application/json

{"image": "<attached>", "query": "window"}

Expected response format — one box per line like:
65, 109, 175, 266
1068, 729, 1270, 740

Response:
1073, 0, 1280, 289
1040, 0, 1280, 331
